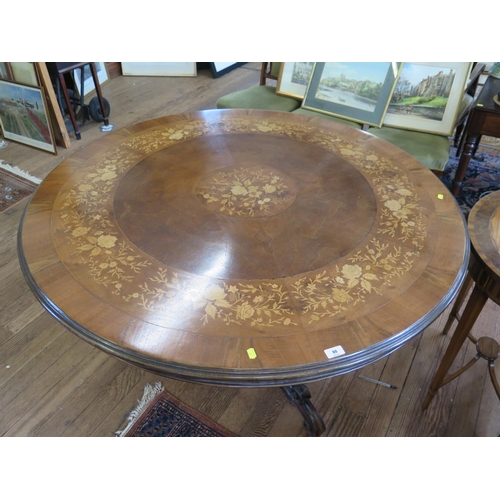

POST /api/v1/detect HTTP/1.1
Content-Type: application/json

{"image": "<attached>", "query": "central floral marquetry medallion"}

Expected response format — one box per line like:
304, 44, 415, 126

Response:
196, 165, 297, 218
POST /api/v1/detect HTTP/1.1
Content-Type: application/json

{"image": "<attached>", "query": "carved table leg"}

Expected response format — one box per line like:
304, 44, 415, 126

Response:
282, 384, 326, 436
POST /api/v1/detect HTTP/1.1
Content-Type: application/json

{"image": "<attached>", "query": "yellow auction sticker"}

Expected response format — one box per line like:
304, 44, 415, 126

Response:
247, 348, 257, 359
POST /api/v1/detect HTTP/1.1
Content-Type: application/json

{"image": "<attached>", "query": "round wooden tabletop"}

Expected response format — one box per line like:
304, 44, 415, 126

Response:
469, 190, 500, 278
18, 109, 469, 386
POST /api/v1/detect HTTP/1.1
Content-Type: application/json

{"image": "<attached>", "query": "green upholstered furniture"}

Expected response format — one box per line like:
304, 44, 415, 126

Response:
367, 127, 450, 174
215, 62, 482, 178
367, 63, 484, 176
216, 62, 300, 112
292, 108, 363, 129
217, 84, 300, 112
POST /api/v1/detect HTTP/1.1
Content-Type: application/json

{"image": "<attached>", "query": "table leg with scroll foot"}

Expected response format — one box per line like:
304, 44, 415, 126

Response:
282, 384, 326, 436
422, 284, 488, 410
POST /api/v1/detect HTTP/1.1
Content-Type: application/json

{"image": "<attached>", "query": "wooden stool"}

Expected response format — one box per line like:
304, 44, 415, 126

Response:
422, 191, 500, 410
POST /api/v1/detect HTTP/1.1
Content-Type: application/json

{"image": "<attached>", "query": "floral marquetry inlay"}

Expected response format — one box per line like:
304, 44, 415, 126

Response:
48, 111, 437, 332
292, 239, 416, 323
126, 268, 298, 328
196, 165, 297, 217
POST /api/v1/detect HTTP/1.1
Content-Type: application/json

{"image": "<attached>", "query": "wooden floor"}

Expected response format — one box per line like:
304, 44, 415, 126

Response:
1, 62, 499, 437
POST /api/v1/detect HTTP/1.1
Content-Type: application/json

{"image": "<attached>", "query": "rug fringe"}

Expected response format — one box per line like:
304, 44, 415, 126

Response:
0, 160, 42, 184
115, 382, 164, 437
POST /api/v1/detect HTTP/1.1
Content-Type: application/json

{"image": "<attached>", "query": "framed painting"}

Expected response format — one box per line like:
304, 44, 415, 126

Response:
9, 62, 38, 86
210, 62, 246, 78
302, 62, 402, 127
276, 62, 314, 100
0, 62, 13, 81
73, 62, 109, 97
383, 62, 473, 136
121, 62, 197, 77
0, 80, 56, 154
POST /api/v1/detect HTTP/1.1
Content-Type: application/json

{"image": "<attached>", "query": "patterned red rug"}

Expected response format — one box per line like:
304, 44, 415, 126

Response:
0, 161, 40, 214
116, 383, 237, 437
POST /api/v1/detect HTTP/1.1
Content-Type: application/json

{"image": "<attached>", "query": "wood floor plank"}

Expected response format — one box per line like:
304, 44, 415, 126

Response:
187, 386, 240, 422
217, 387, 281, 436
308, 373, 357, 436
33, 356, 128, 437
237, 387, 287, 437
68, 363, 146, 437
359, 337, 420, 436
4, 348, 111, 436
474, 310, 500, 437
386, 311, 468, 436
0, 337, 92, 435
0, 313, 66, 387
443, 307, 491, 436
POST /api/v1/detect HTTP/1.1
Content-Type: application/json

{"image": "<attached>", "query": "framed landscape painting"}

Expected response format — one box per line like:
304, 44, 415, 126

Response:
302, 62, 402, 127
276, 62, 314, 99
0, 80, 56, 153
382, 62, 473, 136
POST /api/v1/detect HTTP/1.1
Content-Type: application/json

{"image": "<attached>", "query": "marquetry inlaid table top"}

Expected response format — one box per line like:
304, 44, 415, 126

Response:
18, 109, 469, 386
469, 190, 500, 282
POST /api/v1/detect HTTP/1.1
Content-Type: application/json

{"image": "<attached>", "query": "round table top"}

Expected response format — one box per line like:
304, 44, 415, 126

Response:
18, 109, 469, 386
469, 190, 500, 278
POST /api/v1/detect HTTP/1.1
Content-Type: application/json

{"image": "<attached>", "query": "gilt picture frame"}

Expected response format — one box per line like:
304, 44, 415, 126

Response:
382, 62, 473, 136
0, 79, 56, 154
276, 62, 314, 100
302, 62, 402, 127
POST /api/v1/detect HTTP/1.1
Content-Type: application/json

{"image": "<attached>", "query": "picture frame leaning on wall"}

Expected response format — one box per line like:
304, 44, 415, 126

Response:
382, 62, 473, 136
276, 62, 314, 100
0, 79, 57, 154
302, 62, 402, 127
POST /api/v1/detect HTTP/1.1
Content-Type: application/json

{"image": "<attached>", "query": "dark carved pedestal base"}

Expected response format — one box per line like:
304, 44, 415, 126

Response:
282, 384, 326, 436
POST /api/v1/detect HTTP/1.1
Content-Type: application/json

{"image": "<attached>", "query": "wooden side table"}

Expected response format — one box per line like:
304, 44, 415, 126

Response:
422, 190, 500, 410
450, 76, 500, 197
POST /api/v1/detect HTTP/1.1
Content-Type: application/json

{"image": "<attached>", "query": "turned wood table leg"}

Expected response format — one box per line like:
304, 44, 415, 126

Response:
89, 62, 109, 126
443, 272, 473, 336
451, 135, 480, 197
422, 284, 488, 410
58, 73, 81, 140
282, 384, 326, 436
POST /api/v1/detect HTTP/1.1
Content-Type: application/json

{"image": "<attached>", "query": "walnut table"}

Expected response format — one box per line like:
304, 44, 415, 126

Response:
18, 110, 469, 435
